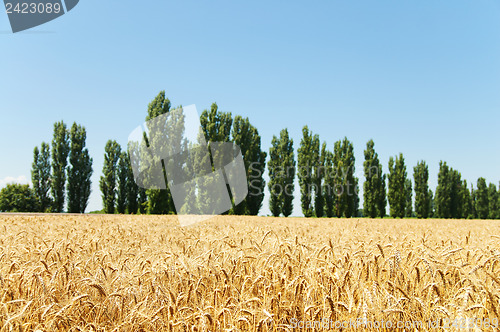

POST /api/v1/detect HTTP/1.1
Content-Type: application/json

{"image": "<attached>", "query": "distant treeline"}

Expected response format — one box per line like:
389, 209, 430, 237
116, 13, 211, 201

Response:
1, 90, 498, 219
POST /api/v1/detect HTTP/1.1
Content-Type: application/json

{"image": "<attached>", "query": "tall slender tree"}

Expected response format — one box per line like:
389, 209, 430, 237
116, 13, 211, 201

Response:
198, 103, 233, 214
297, 126, 319, 217
125, 149, 139, 214
144, 91, 176, 214
116, 152, 128, 214
67, 123, 93, 213
31, 142, 52, 212
232, 116, 267, 215
488, 183, 498, 219
267, 134, 282, 217
100, 140, 121, 214
405, 178, 413, 217
267, 129, 295, 217
388, 153, 408, 218
333, 138, 358, 218
323, 150, 336, 218
413, 161, 431, 218
363, 140, 386, 218
51, 121, 70, 213
475, 178, 489, 219
435, 161, 464, 219
314, 142, 326, 217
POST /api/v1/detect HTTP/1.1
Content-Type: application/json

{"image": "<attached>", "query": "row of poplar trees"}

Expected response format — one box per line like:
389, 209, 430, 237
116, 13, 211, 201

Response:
267, 130, 500, 219
31, 121, 93, 213
99, 91, 267, 215
268, 127, 359, 218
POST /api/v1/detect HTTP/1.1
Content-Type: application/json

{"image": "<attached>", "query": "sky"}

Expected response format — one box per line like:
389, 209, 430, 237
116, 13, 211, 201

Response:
1, 0, 499, 215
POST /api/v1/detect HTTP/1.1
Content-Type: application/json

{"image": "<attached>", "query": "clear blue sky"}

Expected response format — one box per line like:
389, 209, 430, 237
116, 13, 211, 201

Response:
1, 0, 499, 215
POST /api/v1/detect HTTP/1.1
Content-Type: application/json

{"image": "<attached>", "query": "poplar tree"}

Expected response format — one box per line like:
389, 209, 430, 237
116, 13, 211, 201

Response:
100, 140, 121, 214
388, 153, 408, 218
331, 138, 358, 218
297, 126, 319, 217
51, 121, 70, 213
116, 151, 128, 214
363, 140, 386, 218
475, 178, 488, 219
435, 162, 464, 218
413, 161, 431, 218
267, 129, 295, 217
405, 178, 413, 217
199, 103, 233, 214
67, 123, 93, 213
314, 142, 326, 217
232, 116, 266, 215
144, 91, 176, 214
125, 149, 139, 214
31, 142, 52, 212
488, 183, 498, 219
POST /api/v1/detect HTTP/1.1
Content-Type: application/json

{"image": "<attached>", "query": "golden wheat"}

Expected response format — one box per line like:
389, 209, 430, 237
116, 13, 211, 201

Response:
0, 215, 498, 331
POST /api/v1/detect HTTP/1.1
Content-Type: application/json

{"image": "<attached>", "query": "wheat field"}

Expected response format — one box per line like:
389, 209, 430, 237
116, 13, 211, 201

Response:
0, 215, 499, 331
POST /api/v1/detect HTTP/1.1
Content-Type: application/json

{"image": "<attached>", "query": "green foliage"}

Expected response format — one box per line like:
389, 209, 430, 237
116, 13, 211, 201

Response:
388, 153, 409, 218
297, 126, 319, 218
100, 140, 121, 214
144, 91, 176, 215
200, 103, 233, 143
487, 183, 498, 219
125, 148, 139, 214
405, 178, 413, 217
267, 129, 295, 217
116, 152, 128, 214
199, 103, 233, 214
314, 143, 326, 218
363, 140, 386, 218
67, 123, 93, 213
332, 138, 358, 218
474, 178, 489, 219
435, 162, 465, 219
31, 142, 52, 212
51, 121, 70, 212
232, 116, 267, 215
413, 161, 431, 218
0, 183, 37, 212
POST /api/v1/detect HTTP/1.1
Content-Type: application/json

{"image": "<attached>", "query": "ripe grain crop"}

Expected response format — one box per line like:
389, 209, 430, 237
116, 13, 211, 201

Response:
0, 215, 499, 331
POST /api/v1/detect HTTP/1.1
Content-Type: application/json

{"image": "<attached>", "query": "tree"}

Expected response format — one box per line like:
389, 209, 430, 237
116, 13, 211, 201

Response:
116, 152, 128, 214
125, 149, 139, 214
413, 161, 431, 218
297, 126, 319, 217
429, 189, 435, 218
199, 102, 233, 214
100, 140, 121, 214
67, 123, 93, 213
314, 142, 326, 218
138, 188, 148, 214
388, 153, 408, 218
144, 91, 176, 215
405, 178, 413, 217
31, 142, 52, 212
267, 129, 295, 217
488, 183, 498, 219
435, 162, 464, 219
51, 121, 70, 212
0, 184, 37, 212
363, 140, 386, 218
232, 116, 267, 215
461, 180, 473, 219
268, 135, 283, 217
329, 138, 358, 218
474, 178, 488, 219
323, 150, 335, 218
